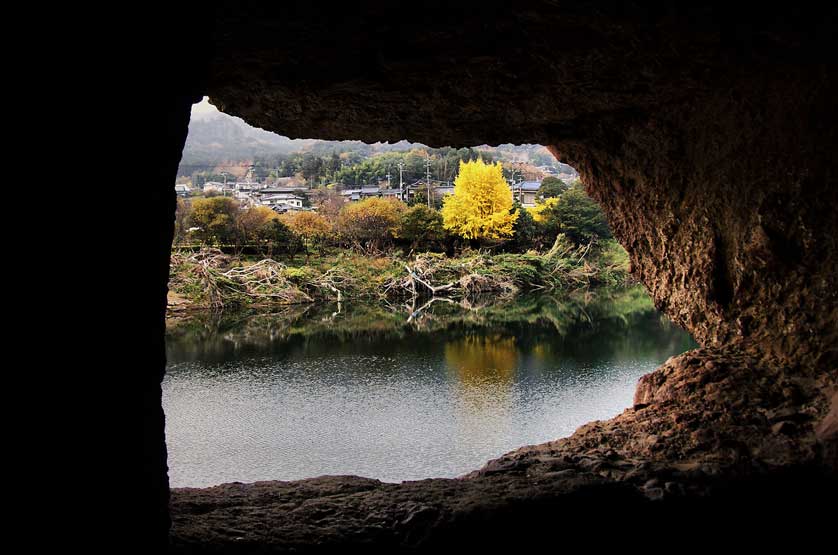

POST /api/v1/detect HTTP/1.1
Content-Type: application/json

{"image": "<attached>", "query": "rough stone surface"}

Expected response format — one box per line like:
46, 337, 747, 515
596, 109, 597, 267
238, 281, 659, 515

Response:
135, 3, 838, 551
549, 73, 838, 370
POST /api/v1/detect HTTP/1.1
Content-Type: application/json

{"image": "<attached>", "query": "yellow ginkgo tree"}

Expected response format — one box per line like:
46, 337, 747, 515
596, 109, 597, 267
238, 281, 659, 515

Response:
440, 159, 518, 240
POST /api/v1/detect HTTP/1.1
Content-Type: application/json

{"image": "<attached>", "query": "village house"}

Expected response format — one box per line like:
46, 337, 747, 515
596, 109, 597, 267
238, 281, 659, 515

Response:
403, 181, 454, 204
270, 204, 312, 214
233, 185, 311, 207
257, 186, 309, 196
340, 187, 384, 201
379, 189, 404, 200
201, 181, 237, 197
201, 181, 226, 192
511, 181, 541, 207
174, 183, 192, 197
234, 182, 268, 192
337, 179, 542, 208
261, 193, 305, 209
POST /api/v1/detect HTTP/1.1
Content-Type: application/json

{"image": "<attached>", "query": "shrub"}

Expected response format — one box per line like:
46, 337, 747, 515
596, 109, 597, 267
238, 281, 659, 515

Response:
337, 197, 407, 252
397, 205, 446, 251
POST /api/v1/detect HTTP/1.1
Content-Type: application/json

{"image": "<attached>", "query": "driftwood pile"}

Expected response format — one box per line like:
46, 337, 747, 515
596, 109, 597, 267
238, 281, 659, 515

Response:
170, 236, 619, 312
171, 249, 312, 308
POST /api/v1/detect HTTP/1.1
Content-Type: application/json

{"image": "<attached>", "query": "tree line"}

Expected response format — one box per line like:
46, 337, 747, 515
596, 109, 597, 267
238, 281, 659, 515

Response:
174, 160, 611, 258
246, 147, 497, 187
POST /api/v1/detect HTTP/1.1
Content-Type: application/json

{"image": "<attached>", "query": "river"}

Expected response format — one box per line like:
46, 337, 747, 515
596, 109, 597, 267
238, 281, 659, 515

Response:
164, 287, 695, 487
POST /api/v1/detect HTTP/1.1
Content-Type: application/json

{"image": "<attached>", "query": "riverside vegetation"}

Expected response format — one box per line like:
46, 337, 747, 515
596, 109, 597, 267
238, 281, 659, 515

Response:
169, 160, 631, 312
169, 241, 630, 311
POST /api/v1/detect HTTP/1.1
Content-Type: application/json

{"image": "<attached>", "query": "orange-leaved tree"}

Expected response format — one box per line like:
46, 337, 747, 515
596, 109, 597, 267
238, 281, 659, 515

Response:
280, 211, 331, 260
337, 197, 407, 252
236, 205, 278, 246
440, 159, 517, 240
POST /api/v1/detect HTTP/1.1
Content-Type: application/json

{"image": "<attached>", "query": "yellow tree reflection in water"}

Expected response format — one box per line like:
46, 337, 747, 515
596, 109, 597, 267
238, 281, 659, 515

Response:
444, 334, 520, 445
444, 334, 518, 387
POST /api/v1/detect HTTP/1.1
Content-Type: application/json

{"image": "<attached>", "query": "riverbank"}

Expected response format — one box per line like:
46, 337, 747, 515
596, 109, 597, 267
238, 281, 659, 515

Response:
167, 238, 632, 313
165, 286, 664, 344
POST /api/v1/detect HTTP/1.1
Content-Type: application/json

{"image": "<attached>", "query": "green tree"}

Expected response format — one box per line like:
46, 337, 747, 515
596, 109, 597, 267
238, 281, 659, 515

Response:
409, 189, 429, 208
174, 198, 191, 245
539, 176, 568, 198
508, 201, 539, 252
544, 184, 612, 246
301, 154, 325, 183
398, 205, 446, 251
328, 152, 341, 176
258, 218, 302, 258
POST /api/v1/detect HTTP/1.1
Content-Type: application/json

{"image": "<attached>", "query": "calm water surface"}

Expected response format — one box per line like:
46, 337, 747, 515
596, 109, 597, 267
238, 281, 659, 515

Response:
164, 289, 695, 487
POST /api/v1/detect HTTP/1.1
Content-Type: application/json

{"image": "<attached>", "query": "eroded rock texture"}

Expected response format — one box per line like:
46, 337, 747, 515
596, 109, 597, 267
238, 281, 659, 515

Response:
155, 2, 838, 551
550, 74, 838, 370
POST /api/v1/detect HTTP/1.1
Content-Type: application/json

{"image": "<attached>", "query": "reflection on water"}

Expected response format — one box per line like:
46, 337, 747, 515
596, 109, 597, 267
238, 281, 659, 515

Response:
164, 287, 696, 487
446, 335, 518, 387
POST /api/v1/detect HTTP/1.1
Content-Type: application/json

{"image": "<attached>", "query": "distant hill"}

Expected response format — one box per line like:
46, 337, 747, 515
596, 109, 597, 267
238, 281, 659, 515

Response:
179, 98, 577, 178
179, 110, 318, 172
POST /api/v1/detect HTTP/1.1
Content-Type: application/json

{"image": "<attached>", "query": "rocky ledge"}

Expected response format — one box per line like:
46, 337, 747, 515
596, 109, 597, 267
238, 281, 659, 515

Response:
169, 347, 837, 553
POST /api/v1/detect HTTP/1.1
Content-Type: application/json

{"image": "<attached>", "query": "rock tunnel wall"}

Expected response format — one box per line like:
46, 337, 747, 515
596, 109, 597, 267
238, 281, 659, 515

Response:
549, 71, 838, 370
137, 3, 838, 551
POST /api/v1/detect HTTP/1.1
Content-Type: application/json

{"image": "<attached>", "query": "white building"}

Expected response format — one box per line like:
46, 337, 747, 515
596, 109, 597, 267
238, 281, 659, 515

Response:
174, 183, 192, 197
261, 193, 305, 209
202, 181, 231, 193
234, 182, 268, 192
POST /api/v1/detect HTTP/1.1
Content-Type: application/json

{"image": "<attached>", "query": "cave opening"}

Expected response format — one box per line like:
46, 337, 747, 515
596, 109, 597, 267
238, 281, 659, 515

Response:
166, 97, 698, 489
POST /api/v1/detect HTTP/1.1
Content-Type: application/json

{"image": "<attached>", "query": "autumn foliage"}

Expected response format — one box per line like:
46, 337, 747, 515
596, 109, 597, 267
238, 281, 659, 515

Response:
237, 205, 278, 240
280, 211, 331, 256
337, 197, 407, 251
175, 173, 613, 256
441, 159, 518, 240
188, 196, 239, 245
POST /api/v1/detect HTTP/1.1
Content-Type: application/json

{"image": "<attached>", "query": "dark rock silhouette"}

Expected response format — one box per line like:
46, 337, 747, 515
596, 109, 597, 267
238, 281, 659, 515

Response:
124, 3, 838, 552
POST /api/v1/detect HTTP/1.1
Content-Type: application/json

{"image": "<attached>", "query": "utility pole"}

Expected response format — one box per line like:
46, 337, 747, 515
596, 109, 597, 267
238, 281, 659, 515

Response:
426, 155, 432, 208
509, 168, 519, 203
386, 171, 391, 189
398, 162, 405, 202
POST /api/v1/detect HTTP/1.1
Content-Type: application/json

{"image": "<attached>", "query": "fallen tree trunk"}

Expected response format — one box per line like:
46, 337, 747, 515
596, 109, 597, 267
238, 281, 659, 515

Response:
404, 264, 456, 296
